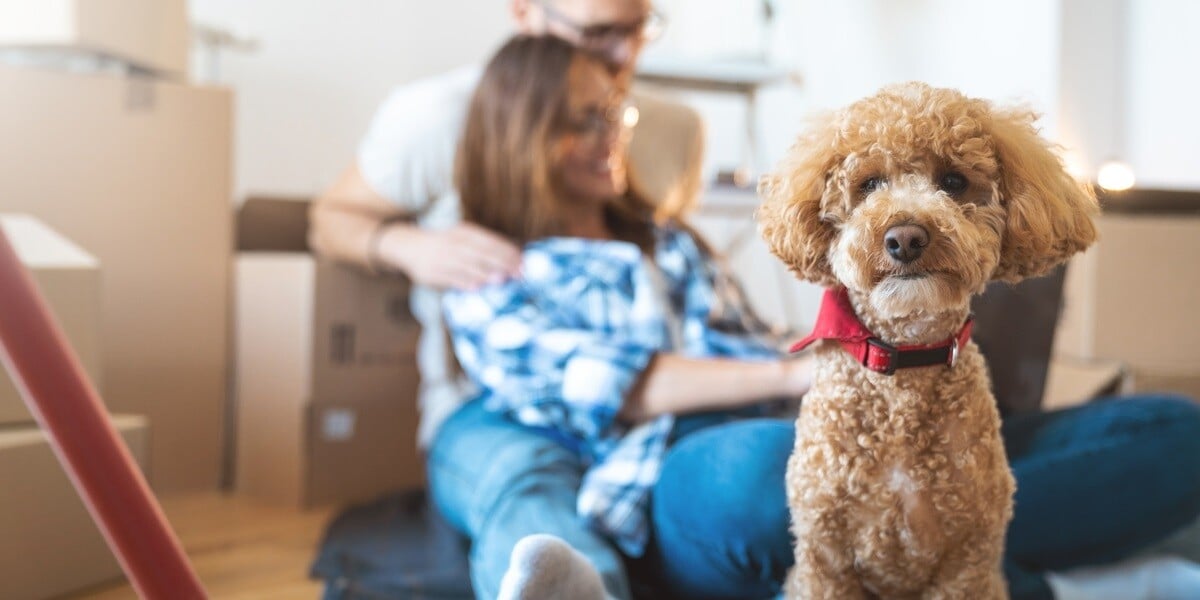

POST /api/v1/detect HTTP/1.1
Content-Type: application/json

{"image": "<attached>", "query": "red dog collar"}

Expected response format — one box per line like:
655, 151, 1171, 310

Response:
789, 288, 973, 376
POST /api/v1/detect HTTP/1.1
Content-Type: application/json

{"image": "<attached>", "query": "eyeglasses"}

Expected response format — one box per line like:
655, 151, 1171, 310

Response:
537, 2, 667, 51
561, 101, 640, 142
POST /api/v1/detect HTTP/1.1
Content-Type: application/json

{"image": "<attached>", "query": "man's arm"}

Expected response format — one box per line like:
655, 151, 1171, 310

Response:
309, 67, 520, 289
310, 165, 522, 289
308, 164, 404, 272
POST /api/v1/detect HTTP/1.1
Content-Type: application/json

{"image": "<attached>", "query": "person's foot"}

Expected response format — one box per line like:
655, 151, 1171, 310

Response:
1047, 555, 1200, 600
496, 534, 613, 600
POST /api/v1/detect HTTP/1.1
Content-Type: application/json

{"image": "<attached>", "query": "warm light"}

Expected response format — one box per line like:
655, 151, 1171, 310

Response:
1097, 160, 1136, 191
622, 104, 640, 129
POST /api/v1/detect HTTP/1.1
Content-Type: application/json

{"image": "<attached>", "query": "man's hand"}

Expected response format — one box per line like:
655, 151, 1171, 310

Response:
375, 221, 522, 290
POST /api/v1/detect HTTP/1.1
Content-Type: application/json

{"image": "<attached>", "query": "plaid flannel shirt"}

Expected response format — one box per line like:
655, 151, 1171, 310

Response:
442, 224, 783, 555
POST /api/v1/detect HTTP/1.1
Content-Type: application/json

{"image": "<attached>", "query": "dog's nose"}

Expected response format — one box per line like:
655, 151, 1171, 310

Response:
884, 224, 929, 263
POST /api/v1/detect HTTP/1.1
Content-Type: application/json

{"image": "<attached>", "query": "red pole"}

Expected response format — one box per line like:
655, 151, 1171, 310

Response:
0, 227, 206, 599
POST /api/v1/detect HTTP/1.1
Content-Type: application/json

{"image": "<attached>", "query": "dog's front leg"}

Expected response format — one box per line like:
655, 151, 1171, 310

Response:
786, 525, 870, 600
921, 537, 1007, 600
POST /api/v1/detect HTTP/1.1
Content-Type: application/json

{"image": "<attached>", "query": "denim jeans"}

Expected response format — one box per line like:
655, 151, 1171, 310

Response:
428, 395, 1200, 600
426, 400, 632, 600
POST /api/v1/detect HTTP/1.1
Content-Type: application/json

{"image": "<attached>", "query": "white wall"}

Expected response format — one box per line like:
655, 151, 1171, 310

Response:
778, 0, 1060, 115
1126, 0, 1200, 189
192, 0, 1200, 203
1058, 0, 1200, 190
649, 0, 1063, 180
190, 0, 511, 201
652, 0, 770, 61
1058, 0, 1126, 177
655, 0, 1200, 191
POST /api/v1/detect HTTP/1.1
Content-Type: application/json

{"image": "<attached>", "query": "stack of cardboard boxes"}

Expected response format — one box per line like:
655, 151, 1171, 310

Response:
0, 2, 228, 595
1048, 189, 1200, 407
0, 0, 188, 75
0, 1, 424, 592
0, 0, 231, 493
234, 198, 426, 509
0, 216, 150, 599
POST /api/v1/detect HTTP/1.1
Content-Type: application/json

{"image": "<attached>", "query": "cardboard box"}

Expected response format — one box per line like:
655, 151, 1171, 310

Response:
1043, 357, 1127, 410
0, 65, 232, 491
0, 0, 188, 75
1054, 212, 1200, 373
235, 198, 424, 508
0, 215, 102, 426
0, 415, 148, 599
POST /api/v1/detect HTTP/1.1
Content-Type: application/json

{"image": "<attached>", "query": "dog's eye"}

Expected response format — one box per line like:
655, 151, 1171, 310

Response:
938, 172, 969, 195
859, 177, 883, 194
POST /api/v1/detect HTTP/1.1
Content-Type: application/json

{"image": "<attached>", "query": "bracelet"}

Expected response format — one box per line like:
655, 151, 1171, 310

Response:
366, 219, 401, 275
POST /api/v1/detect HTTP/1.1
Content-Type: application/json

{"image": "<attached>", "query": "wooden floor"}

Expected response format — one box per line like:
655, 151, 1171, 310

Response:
66, 493, 336, 599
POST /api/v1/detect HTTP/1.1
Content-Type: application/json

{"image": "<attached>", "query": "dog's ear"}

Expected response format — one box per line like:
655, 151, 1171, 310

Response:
989, 108, 1099, 282
757, 115, 842, 287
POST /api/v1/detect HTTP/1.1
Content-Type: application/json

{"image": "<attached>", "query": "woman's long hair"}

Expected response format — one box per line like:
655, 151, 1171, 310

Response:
455, 35, 654, 250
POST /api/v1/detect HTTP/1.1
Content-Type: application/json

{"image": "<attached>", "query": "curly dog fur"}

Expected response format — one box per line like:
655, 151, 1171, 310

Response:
757, 82, 1099, 599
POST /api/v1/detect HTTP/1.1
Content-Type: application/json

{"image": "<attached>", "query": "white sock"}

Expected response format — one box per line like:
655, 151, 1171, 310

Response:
496, 534, 614, 600
1046, 555, 1200, 600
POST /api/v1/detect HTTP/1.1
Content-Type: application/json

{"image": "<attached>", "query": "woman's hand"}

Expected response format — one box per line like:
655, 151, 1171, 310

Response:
780, 352, 815, 399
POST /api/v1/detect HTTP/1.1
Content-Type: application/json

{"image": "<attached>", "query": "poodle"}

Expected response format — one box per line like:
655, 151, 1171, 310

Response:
757, 82, 1099, 599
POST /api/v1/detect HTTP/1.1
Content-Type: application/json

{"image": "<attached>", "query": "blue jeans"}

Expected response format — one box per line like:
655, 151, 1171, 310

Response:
428, 396, 1200, 600
426, 400, 632, 600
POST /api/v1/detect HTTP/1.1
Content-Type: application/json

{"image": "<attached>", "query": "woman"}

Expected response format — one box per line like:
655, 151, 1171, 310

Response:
431, 34, 1200, 600
433, 34, 811, 600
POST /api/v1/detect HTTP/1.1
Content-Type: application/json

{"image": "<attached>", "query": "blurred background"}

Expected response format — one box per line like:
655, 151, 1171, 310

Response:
187, 0, 1195, 198
0, 1, 1197, 597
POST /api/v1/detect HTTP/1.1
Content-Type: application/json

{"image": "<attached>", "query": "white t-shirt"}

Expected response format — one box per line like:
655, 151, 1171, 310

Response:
356, 65, 481, 447
356, 64, 704, 446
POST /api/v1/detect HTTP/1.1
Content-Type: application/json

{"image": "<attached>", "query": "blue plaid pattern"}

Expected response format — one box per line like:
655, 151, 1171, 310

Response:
442, 224, 783, 555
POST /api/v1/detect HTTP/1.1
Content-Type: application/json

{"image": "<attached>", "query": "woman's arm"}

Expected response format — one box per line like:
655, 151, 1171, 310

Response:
619, 353, 813, 423
444, 276, 809, 440
609, 226, 811, 423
